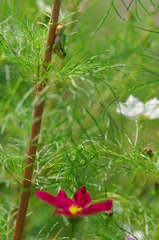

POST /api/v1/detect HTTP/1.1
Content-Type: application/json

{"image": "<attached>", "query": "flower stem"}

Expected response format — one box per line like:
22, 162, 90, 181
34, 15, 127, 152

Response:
69, 221, 75, 240
100, 218, 109, 240
13, 1, 61, 239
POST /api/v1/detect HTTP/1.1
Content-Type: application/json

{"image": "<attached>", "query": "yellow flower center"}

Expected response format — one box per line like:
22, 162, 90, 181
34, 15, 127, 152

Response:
69, 205, 82, 215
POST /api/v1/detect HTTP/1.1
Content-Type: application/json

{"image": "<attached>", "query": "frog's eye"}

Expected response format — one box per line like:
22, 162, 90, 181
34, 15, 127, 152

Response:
56, 23, 65, 35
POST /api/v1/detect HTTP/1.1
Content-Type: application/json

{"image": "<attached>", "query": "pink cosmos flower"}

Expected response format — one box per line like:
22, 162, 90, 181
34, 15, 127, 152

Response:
36, 186, 113, 217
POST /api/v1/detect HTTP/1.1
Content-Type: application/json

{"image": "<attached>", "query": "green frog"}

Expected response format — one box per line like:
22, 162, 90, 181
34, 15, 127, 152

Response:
52, 23, 66, 59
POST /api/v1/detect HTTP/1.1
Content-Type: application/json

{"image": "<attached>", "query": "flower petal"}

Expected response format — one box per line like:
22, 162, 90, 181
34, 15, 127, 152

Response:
116, 103, 131, 118
126, 95, 143, 107
150, 108, 159, 119
79, 200, 113, 216
36, 190, 69, 209
144, 97, 159, 119
74, 186, 92, 208
56, 190, 74, 207
116, 95, 144, 119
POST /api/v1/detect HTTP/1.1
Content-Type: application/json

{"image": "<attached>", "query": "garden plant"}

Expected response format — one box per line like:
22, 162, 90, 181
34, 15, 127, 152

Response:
0, 0, 159, 239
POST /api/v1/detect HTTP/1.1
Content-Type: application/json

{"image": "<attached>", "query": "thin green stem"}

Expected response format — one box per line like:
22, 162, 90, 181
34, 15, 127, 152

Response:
122, 167, 139, 226
100, 218, 109, 240
154, 223, 159, 240
69, 222, 75, 240
11, 0, 13, 13
1, 0, 7, 23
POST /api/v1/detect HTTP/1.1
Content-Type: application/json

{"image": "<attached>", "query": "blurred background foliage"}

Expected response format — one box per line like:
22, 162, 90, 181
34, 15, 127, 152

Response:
0, 0, 159, 239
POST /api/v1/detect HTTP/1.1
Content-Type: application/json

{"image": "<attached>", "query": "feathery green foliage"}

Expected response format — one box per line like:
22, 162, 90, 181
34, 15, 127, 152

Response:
0, 0, 159, 239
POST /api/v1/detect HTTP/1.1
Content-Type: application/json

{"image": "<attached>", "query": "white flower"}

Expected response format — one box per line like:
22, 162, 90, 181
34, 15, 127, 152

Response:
116, 95, 159, 119
125, 230, 145, 240
123, 223, 144, 240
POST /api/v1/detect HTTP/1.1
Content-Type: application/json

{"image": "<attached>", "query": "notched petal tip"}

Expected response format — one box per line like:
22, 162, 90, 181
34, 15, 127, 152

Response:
36, 190, 66, 209
80, 199, 113, 216
56, 190, 74, 207
74, 186, 92, 208
36, 190, 45, 198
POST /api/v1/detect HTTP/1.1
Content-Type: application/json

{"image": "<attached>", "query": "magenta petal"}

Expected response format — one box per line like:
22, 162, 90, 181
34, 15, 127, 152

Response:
74, 186, 92, 208
56, 190, 74, 207
36, 191, 68, 209
80, 200, 113, 216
